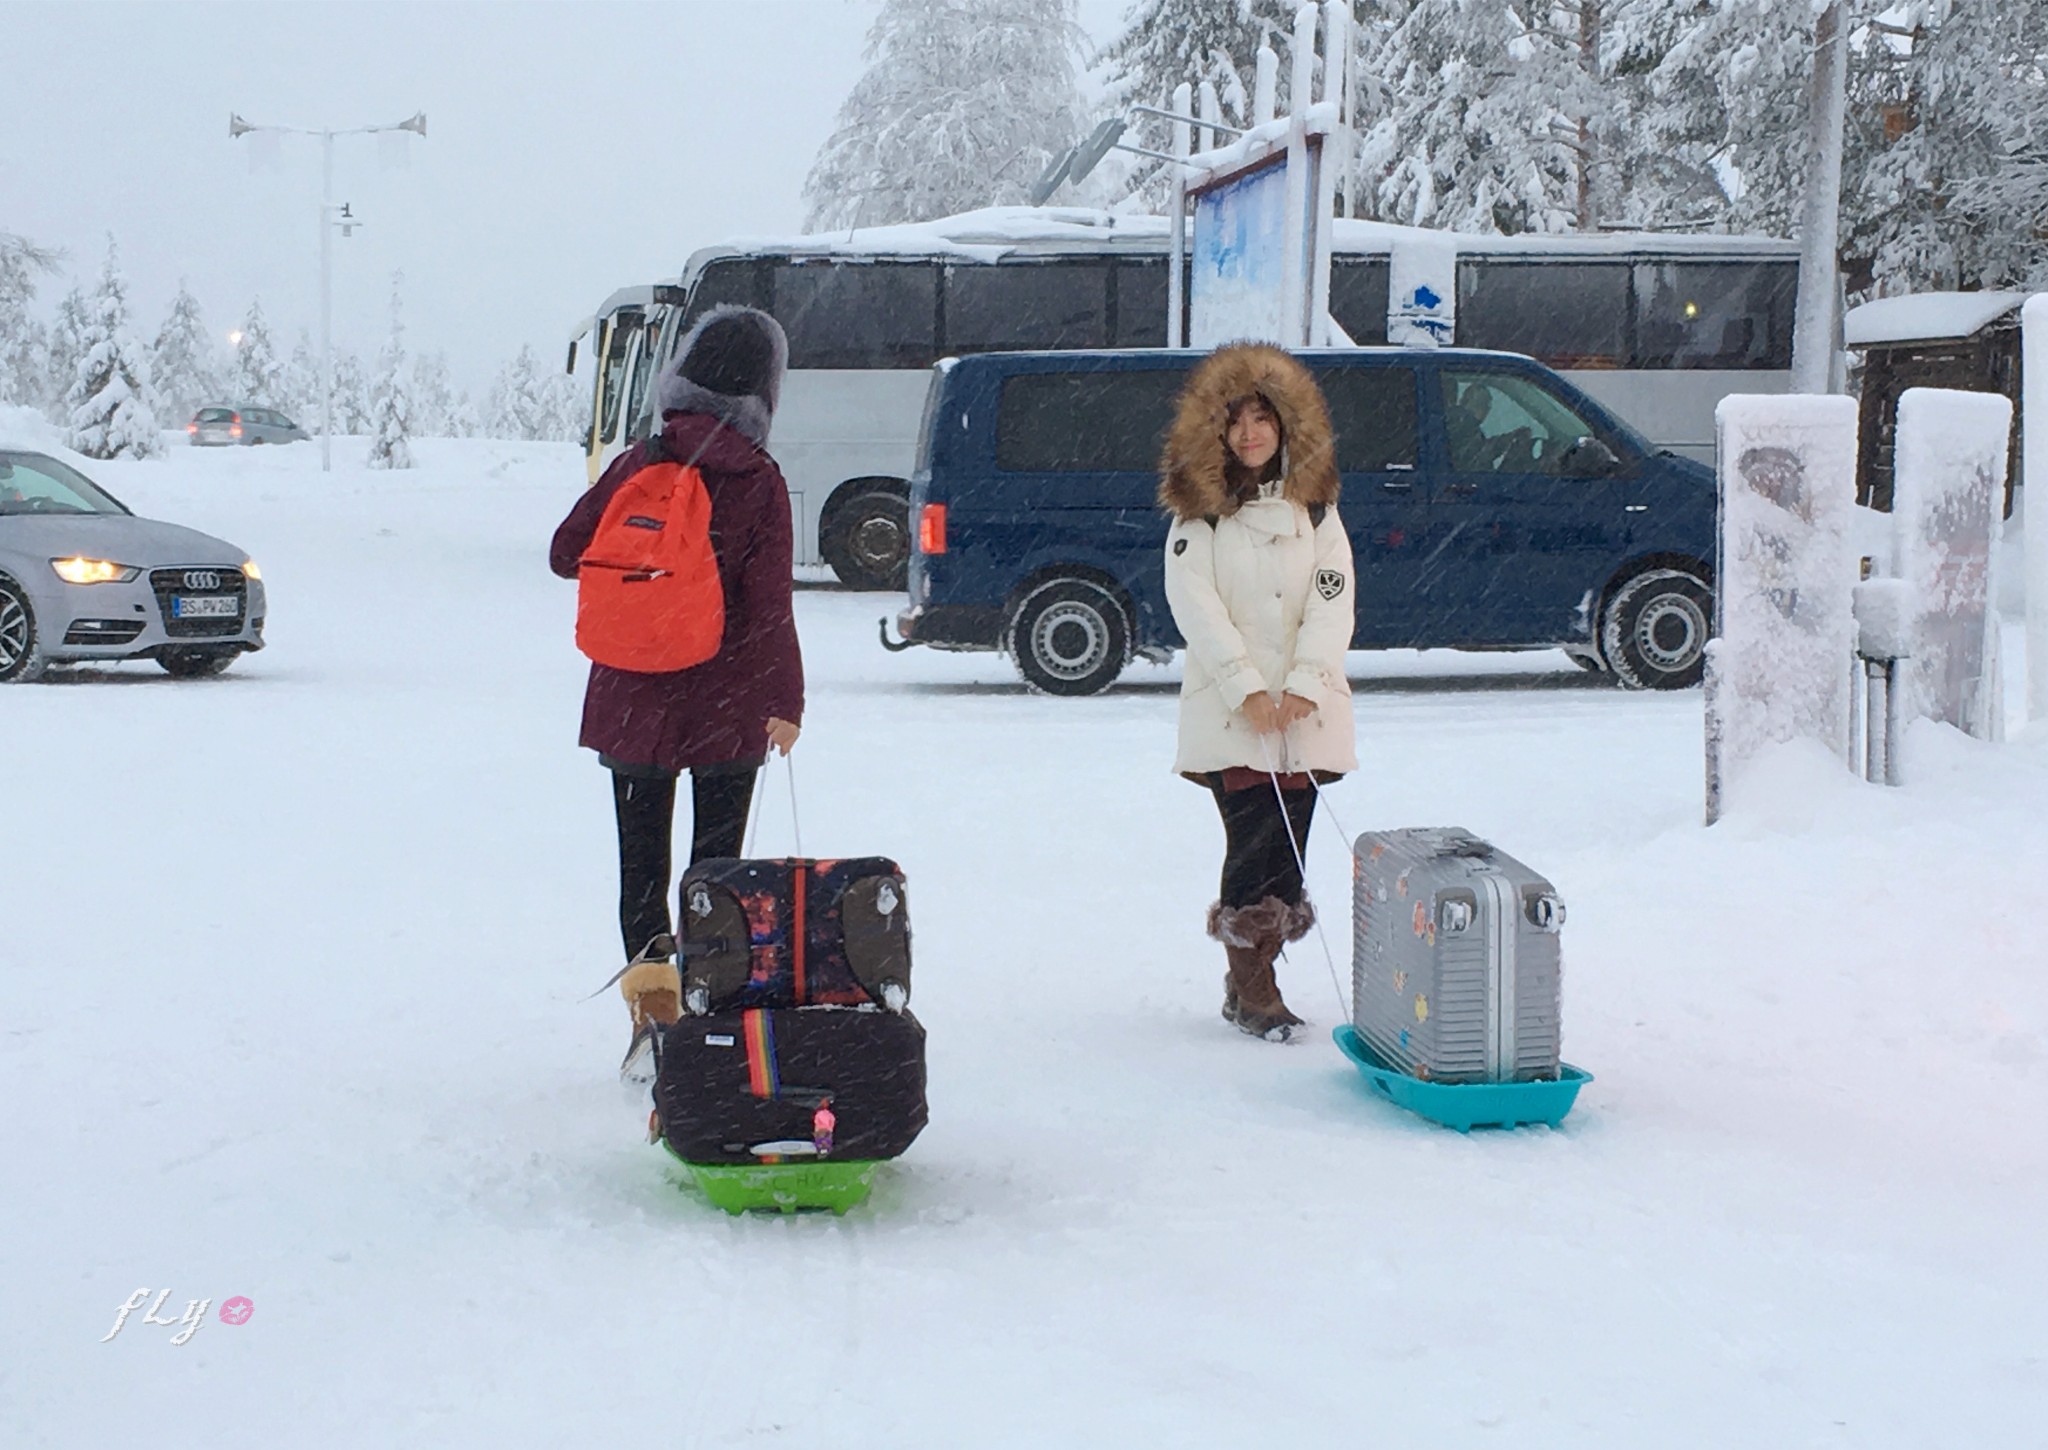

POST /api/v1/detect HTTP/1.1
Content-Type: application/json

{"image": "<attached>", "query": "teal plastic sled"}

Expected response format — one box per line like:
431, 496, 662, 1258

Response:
663, 1144, 879, 1215
1334, 1025, 1591, 1132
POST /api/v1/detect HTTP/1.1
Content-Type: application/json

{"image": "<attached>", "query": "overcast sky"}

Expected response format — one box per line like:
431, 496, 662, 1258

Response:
5, 0, 1132, 397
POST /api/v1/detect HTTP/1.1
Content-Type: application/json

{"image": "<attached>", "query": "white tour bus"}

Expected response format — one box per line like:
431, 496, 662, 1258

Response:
569, 207, 1798, 588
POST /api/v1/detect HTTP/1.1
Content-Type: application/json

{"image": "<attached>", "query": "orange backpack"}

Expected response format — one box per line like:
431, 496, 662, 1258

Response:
576, 448, 724, 674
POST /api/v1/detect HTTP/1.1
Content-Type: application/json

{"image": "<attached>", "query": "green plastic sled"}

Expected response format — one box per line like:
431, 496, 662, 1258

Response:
663, 1144, 879, 1215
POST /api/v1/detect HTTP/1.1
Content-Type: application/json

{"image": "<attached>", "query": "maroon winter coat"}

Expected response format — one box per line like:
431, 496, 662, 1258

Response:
550, 412, 804, 771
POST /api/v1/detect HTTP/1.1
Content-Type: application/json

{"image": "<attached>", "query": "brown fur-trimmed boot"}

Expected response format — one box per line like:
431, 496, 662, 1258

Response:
617, 934, 681, 1083
1209, 898, 1308, 1042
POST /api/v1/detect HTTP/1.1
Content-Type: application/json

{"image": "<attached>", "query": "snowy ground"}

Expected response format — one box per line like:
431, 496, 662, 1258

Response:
4, 437, 2044, 1447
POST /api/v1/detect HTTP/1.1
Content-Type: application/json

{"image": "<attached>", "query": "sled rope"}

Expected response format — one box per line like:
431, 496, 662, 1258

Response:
1259, 731, 1350, 1018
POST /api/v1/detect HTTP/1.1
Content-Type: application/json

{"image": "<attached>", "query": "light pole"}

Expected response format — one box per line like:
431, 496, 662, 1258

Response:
229, 111, 425, 471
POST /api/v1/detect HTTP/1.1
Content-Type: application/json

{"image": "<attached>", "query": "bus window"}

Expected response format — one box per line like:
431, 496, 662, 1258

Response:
683, 258, 764, 324
1633, 261, 1796, 369
1327, 257, 1391, 345
774, 260, 939, 369
995, 369, 1184, 472
1313, 365, 1418, 470
1456, 260, 1630, 369
623, 315, 666, 440
944, 261, 1110, 353
597, 312, 642, 446
1113, 258, 1168, 347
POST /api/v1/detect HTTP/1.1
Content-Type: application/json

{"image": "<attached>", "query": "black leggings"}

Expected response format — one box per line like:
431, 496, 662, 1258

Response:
611, 765, 759, 960
1210, 778, 1317, 909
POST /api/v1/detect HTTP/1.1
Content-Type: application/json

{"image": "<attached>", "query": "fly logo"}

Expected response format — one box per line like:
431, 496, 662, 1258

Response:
101, 1289, 253, 1345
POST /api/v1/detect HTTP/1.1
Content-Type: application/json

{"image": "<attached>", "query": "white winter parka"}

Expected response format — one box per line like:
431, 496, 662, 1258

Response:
1164, 490, 1358, 776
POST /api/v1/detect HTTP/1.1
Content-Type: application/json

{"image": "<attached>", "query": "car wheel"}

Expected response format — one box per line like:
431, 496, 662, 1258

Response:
0, 577, 46, 683
1009, 579, 1129, 696
158, 647, 239, 679
821, 487, 910, 591
1602, 568, 1712, 690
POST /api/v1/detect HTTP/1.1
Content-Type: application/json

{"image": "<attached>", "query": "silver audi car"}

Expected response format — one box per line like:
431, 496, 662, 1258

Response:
0, 448, 267, 681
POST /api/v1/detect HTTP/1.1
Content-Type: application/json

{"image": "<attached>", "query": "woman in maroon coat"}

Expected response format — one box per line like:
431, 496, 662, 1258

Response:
550, 305, 804, 975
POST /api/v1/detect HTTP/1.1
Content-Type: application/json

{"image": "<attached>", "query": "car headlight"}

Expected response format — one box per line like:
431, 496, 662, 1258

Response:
50, 557, 140, 585
243, 559, 262, 582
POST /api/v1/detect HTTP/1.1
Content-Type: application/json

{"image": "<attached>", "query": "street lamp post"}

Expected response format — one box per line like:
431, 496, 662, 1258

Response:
229, 111, 425, 471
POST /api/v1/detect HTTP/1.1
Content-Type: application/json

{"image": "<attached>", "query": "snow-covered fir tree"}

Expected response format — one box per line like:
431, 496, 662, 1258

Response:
150, 282, 223, 422
282, 329, 320, 424
409, 350, 458, 437
0, 231, 58, 407
802, 0, 1087, 229
233, 299, 284, 406
1354, 0, 1597, 233
540, 369, 593, 445
1850, 0, 2048, 293
331, 350, 372, 434
66, 239, 163, 461
1098, 0, 1298, 121
44, 286, 90, 420
486, 345, 549, 440
366, 276, 414, 470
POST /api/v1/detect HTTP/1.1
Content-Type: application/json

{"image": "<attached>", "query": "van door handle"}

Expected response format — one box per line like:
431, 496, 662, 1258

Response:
1445, 482, 1478, 497
1380, 478, 1413, 491
1624, 504, 1649, 513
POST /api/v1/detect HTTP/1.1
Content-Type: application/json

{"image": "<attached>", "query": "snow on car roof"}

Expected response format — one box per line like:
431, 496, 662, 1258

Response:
1844, 291, 2031, 347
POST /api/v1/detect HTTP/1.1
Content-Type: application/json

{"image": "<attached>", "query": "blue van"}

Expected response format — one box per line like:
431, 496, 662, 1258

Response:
887, 348, 1717, 696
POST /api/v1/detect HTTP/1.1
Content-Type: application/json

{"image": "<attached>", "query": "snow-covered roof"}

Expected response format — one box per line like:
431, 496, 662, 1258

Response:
1844, 291, 2031, 347
678, 205, 1796, 284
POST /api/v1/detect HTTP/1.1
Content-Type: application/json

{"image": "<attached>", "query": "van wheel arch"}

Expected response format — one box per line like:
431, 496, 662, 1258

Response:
819, 477, 911, 591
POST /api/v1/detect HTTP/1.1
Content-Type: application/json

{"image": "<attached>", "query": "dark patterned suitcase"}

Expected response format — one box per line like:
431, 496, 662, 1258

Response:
653, 1005, 928, 1166
676, 857, 911, 1013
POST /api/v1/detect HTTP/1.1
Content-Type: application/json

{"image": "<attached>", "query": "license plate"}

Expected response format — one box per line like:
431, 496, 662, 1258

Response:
173, 595, 239, 619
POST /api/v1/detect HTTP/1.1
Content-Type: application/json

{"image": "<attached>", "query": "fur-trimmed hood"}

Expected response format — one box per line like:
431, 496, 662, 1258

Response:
1158, 343, 1339, 522
654, 305, 788, 448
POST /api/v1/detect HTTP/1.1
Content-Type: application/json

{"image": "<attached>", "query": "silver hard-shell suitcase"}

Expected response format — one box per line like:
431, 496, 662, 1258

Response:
1351, 828, 1565, 1083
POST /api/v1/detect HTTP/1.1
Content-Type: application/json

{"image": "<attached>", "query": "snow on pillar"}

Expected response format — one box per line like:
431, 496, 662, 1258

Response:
1168, 83, 1191, 350
1254, 45, 1278, 128
1197, 81, 1220, 155
1892, 387, 2012, 743
1789, 1, 1850, 396
2025, 296, 2048, 720
1704, 394, 1860, 823
1281, 4, 1318, 348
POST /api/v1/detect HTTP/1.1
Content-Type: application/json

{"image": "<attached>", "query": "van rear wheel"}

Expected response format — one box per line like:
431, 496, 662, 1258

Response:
1010, 579, 1128, 696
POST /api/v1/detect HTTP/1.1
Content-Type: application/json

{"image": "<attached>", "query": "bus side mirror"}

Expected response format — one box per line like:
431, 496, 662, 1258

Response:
1563, 436, 1620, 478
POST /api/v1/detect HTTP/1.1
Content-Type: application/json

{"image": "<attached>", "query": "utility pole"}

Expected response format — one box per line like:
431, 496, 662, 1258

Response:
1789, 2, 1849, 395
230, 111, 426, 471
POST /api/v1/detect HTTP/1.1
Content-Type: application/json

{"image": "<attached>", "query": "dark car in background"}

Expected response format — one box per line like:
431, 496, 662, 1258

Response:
188, 406, 309, 446
888, 347, 1717, 696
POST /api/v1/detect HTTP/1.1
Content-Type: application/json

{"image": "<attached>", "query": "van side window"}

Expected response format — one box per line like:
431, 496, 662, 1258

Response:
1313, 366, 1417, 470
945, 262, 1109, 353
995, 370, 1184, 472
1456, 261, 1629, 369
1441, 370, 1608, 476
598, 313, 642, 444
774, 261, 938, 369
1327, 257, 1391, 345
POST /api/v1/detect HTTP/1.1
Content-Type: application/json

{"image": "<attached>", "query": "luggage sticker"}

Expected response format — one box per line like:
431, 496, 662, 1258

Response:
1393, 969, 1407, 995
1414, 994, 1430, 1024
742, 1010, 780, 1098
1395, 872, 1410, 897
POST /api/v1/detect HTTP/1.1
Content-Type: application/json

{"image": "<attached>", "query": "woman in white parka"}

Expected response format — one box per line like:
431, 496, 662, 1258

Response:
1161, 343, 1357, 1042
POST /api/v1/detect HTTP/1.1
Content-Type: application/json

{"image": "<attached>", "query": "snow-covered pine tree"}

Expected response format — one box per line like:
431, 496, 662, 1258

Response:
409, 351, 457, 437
1851, 0, 2048, 294
802, 0, 1088, 229
282, 330, 320, 424
233, 299, 284, 406
1354, 0, 1596, 233
366, 275, 414, 470
0, 231, 58, 407
540, 369, 592, 445
150, 282, 223, 422
66, 239, 163, 461
486, 345, 548, 440
44, 286, 90, 421
1098, 0, 1299, 127
331, 350, 371, 434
